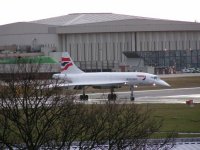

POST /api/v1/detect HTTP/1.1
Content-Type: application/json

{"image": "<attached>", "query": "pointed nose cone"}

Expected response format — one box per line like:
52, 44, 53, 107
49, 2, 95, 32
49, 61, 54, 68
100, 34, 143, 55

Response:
159, 80, 171, 87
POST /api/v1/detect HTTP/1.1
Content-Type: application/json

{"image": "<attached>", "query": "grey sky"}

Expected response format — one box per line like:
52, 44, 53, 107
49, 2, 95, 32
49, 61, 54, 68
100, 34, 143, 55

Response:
1, 0, 200, 25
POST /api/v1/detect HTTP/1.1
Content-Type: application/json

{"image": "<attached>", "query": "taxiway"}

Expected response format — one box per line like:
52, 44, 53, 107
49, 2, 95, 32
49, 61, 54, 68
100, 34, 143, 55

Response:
78, 87, 200, 104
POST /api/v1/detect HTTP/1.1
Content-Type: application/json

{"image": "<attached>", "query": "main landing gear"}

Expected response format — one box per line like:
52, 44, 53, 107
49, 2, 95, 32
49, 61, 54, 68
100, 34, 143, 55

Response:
108, 87, 117, 101
79, 85, 135, 101
107, 85, 135, 101
80, 87, 88, 101
130, 85, 135, 101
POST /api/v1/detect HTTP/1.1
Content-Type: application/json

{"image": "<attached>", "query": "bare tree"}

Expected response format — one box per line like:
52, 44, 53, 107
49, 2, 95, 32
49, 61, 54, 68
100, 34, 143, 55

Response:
0, 59, 175, 150
0, 60, 78, 149
70, 103, 175, 150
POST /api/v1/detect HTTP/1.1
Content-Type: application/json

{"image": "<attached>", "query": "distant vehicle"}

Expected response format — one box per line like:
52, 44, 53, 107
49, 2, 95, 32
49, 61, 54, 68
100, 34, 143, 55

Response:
195, 68, 200, 73
192, 68, 200, 73
182, 68, 200, 73
181, 68, 191, 73
52, 52, 170, 101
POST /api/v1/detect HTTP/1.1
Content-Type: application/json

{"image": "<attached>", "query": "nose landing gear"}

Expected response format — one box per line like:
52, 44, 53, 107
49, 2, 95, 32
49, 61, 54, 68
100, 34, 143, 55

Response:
80, 87, 88, 101
80, 94, 88, 101
108, 87, 117, 101
130, 85, 135, 101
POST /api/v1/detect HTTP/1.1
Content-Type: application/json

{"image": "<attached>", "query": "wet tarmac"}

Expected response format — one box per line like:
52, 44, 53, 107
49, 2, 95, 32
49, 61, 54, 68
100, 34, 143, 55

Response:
76, 87, 200, 104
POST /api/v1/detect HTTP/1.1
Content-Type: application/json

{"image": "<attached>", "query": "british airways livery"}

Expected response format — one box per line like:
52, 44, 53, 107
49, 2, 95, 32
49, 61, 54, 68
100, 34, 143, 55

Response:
53, 52, 170, 101
61, 57, 73, 72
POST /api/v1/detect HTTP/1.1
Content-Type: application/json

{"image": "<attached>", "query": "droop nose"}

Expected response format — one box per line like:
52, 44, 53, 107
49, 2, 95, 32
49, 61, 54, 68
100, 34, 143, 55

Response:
158, 80, 171, 87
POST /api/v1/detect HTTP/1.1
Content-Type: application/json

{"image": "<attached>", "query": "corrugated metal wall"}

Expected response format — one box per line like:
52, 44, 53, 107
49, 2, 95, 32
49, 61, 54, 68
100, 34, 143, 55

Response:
60, 31, 200, 71
137, 31, 200, 51
61, 32, 134, 61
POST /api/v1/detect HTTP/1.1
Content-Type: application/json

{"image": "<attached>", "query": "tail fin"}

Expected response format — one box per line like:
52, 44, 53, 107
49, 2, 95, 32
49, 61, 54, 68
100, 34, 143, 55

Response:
60, 52, 84, 74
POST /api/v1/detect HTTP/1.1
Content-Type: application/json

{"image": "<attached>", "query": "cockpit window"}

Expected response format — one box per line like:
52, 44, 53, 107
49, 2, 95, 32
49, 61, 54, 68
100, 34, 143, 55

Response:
151, 76, 159, 80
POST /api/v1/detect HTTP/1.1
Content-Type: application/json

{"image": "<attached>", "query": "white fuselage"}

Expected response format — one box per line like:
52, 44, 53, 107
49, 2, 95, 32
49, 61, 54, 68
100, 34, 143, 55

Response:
52, 52, 170, 100
53, 72, 170, 87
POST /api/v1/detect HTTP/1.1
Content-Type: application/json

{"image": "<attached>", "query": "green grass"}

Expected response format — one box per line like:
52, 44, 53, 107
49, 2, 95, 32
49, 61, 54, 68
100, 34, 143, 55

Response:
85, 76, 200, 138
164, 76, 200, 88
146, 104, 200, 133
176, 134, 200, 138
135, 103, 200, 138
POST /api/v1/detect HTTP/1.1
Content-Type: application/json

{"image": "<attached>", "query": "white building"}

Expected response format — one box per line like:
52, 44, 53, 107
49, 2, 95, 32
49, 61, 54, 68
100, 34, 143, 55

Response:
1, 13, 200, 72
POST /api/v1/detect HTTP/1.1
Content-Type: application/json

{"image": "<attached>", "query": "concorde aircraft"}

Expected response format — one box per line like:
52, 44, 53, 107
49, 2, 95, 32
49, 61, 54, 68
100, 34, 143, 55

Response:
52, 52, 170, 101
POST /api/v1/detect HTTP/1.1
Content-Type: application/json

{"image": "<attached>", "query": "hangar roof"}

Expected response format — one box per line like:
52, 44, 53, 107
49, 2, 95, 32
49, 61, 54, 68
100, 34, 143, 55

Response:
1, 13, 200, 34
31, 13, 161, 26
30, 13, 200, 33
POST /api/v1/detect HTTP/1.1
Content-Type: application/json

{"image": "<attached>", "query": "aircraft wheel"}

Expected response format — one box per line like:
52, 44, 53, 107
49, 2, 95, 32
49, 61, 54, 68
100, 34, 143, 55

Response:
80, 95, 88, 101
85, 95, 88, 101
108, 94, 117, 101
113, 94, 117, 101
80, 95, 83, 100
108, 94, 111, 101
130, 97, 135, 101
108, 94, 114, 101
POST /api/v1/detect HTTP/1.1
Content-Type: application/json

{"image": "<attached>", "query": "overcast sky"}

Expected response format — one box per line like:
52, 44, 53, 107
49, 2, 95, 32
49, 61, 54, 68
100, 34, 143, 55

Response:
1, 0, 200, 25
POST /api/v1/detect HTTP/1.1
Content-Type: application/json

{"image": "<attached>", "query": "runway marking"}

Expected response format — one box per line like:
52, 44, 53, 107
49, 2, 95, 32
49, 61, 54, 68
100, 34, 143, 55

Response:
164, 94, 200, 98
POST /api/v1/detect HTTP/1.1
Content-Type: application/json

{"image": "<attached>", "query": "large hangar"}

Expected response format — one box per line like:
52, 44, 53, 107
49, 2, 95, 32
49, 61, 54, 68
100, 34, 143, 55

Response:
1, 13, 200, 73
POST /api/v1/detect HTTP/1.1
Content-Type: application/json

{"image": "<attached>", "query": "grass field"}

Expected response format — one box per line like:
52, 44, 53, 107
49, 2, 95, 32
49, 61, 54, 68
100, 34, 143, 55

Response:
164, 76, 200, 89
149, 104, 200, 132
143, 103, 200, 138
133, 77, 200, 137
84, 76, 200, 138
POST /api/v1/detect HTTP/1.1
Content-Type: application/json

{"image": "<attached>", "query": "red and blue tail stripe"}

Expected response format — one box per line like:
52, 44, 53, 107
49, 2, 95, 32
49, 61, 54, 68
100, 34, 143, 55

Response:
61, 57, 73, 71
